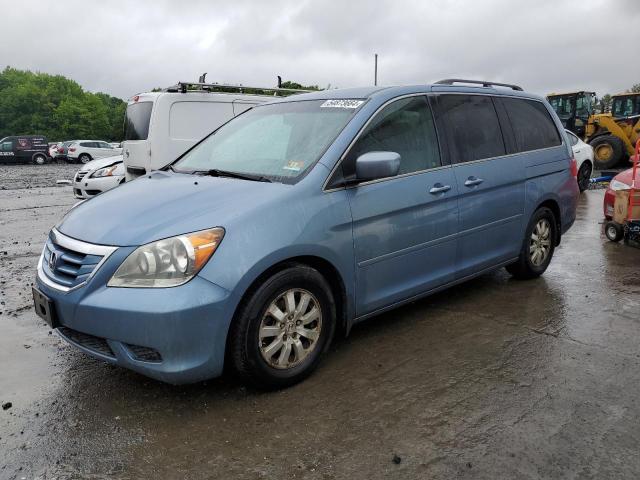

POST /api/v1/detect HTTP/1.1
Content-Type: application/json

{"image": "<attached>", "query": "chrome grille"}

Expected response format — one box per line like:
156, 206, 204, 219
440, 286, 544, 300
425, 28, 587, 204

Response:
43, 240, 102, 289
75, 171, 88, 182
38, 229, 117, 292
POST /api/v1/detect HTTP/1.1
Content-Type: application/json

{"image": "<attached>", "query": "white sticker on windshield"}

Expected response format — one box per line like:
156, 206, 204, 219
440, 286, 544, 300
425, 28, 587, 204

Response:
283, 160, 304, 172
320, 99, 364, 109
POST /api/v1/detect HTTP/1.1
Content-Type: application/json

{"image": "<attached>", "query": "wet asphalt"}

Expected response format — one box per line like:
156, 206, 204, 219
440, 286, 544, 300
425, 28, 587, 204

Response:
1, 164, 639, 479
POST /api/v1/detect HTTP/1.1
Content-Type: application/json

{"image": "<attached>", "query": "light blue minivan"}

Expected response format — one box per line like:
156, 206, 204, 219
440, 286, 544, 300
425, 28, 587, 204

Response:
33, 79, 579, 388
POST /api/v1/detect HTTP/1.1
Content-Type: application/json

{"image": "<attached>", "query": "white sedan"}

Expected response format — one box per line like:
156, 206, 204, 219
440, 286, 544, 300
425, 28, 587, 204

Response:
73, 155, 124, 199
565, 129, 594, 193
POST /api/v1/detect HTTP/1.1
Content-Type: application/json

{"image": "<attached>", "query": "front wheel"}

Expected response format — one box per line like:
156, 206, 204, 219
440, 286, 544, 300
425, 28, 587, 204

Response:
228, 265, 336, 389
590, 135, 624, 170
79, 153, 91, 164
506, 207, 557, 280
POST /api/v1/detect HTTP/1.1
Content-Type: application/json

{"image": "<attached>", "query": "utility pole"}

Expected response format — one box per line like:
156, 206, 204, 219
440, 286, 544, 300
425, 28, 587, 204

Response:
374, 53, 378, 86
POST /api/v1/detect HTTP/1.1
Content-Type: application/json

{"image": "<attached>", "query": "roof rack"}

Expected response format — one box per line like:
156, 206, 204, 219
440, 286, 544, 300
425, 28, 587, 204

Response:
165, 80, 312, 96
435, 79, 523, 91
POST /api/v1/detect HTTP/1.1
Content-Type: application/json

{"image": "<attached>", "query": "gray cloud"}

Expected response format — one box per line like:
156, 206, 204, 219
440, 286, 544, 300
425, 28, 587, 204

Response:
1, 0, 637, 99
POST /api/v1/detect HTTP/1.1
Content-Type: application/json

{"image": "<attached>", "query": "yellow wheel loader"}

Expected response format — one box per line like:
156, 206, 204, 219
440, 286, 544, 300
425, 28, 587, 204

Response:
547, 91, 640, 169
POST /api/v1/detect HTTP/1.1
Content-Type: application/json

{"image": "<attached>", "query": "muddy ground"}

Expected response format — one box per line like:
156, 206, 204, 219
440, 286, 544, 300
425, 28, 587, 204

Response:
1, 164, 639, 479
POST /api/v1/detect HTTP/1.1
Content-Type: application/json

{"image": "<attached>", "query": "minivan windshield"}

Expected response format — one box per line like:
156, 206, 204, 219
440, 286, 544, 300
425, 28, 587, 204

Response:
173, 99, 361, 183
124, 102, 153, 140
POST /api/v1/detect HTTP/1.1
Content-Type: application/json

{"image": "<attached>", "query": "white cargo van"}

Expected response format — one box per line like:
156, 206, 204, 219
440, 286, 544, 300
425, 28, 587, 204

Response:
122, 81, 306, 180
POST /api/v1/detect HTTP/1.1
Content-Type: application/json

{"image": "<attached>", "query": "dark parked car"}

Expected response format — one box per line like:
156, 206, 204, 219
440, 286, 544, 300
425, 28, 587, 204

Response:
0, 135, 49, 164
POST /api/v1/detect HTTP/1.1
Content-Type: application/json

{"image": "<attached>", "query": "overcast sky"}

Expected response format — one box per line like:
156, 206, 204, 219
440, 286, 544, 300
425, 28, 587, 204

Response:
1, 0, 638, 99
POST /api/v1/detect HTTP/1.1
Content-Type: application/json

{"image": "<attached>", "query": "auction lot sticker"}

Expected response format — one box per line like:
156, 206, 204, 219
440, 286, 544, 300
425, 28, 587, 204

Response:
320, 99, 364, 109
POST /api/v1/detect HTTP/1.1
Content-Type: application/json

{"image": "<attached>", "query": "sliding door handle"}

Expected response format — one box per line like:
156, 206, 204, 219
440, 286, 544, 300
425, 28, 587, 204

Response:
464, 176, 484, 187
429, 183, 451, 194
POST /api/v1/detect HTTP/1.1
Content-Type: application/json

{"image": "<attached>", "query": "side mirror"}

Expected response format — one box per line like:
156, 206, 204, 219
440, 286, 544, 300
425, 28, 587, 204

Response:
355, 151, 401, 182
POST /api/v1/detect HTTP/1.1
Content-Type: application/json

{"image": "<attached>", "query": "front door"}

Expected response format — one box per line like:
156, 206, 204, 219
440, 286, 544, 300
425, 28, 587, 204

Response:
341, 95, 459, 317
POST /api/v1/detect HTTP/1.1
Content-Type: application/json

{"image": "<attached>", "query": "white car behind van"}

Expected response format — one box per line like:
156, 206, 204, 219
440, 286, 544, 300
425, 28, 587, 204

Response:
122, 82, 305, 180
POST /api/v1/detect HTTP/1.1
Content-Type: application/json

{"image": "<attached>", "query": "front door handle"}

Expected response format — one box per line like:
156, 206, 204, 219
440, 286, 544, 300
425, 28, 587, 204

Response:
464, 176, 484, 187
429, 183, 451, 194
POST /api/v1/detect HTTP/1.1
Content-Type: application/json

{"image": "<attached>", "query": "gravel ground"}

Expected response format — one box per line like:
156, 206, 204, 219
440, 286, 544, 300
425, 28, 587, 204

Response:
0, 163, 78, 191
1, 167, 639, 479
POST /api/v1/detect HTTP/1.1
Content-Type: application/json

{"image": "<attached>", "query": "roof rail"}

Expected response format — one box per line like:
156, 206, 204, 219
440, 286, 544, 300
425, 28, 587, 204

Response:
165, 81, 312, 96
435, 79, 523, 91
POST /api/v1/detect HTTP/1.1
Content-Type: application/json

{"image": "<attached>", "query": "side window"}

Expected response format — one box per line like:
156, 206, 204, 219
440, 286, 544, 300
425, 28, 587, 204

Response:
437, 95, 505, 163
343, 96, 441, 181
1, 141, 13, 151
502, 98, 562, 152
80, 142, 91, 148
566, 131, 579, 147
99, 142, 110, 149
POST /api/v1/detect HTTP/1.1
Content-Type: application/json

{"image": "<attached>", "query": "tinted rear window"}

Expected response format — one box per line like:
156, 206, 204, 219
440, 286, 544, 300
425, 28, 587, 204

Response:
437, 95, 505, 163
125, 102, 153, 140
502, 98, 561, 152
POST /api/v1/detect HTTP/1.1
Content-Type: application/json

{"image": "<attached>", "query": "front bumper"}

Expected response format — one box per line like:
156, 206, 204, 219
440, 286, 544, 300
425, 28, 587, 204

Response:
36, 240, 234, 384
72, 175, 122, 199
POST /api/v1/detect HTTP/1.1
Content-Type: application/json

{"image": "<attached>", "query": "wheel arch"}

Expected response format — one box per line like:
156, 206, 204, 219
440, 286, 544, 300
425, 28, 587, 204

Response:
231, 255, 350, 338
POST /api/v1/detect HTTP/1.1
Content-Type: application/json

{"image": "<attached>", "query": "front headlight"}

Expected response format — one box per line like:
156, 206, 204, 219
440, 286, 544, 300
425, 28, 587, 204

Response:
107, 228, 224, 288
90, 164, 120, 178
610, 179, 630, 191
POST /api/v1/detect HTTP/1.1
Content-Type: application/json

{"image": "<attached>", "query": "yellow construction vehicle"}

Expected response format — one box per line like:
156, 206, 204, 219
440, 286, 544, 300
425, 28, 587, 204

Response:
547, 91, 640, 169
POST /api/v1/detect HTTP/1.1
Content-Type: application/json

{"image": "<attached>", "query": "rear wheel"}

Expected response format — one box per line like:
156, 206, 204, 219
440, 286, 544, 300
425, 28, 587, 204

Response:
32, 153, 46, 165
604, 221, 624, 242
589, 135, 624, 169
79, 153, 91, 164
506, 207, 557, 279
228, 265, 336, 389
577, 161, 592, 193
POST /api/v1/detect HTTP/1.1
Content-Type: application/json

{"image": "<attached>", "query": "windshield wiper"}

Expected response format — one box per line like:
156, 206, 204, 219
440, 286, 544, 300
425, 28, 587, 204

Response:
197, 169, 272, 183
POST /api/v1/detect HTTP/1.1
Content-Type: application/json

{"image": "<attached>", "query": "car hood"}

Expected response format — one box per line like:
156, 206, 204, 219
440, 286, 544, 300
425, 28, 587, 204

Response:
79, 155, 123, 173
613, 167, 640, 185
57, 171, 290, 246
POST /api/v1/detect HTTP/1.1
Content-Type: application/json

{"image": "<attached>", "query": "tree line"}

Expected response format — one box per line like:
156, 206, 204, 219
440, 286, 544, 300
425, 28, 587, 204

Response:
0, 67, 126, 142
1, 66, 636, 142
0, 68, 320, 143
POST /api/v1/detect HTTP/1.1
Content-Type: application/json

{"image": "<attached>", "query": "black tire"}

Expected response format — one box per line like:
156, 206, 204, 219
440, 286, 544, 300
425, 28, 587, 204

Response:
589, 135, 625, 169
79, 153, 92, 164
604, 221, 624, 242
577, 161, 592, 193
506, 207, 557, 280
228, 265, 336, 389
32, 153, 47, 165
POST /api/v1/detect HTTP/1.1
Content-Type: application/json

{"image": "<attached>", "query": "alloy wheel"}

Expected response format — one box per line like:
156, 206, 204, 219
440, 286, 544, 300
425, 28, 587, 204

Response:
258, 289, 322, 369
529, 219, 551, 266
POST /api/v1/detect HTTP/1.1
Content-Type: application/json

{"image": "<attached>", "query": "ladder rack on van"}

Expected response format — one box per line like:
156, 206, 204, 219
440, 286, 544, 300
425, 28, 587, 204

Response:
166, 82, 312, 96
435, 79, 523, 91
